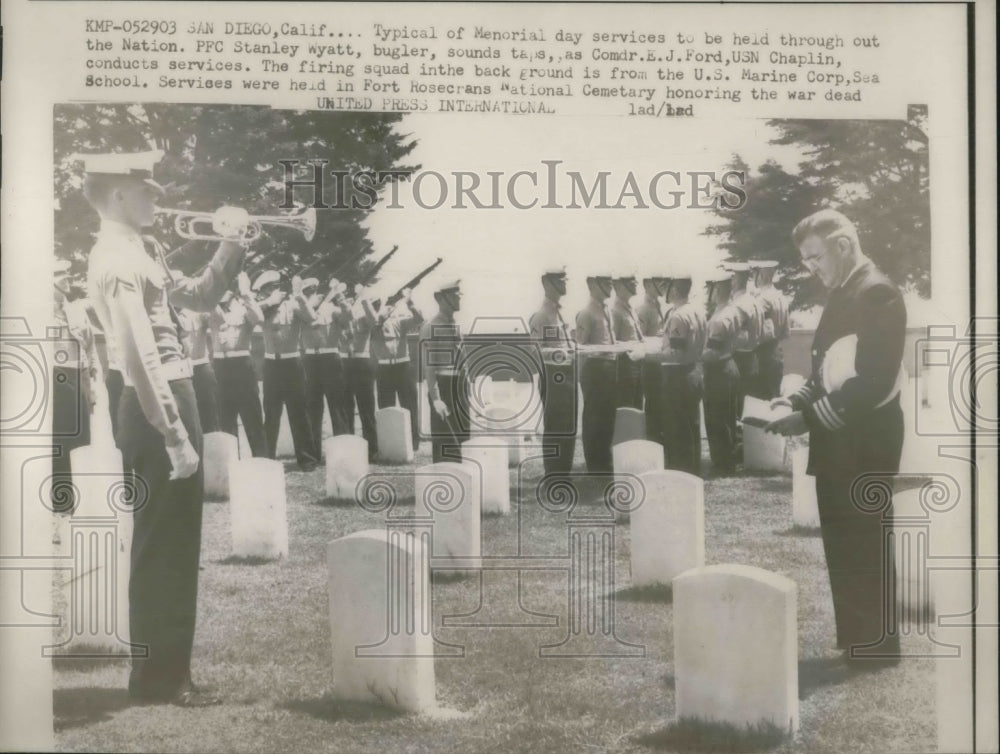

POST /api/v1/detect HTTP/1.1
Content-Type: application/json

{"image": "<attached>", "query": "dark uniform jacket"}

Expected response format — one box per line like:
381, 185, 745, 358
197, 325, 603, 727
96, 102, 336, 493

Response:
788, 260, 906, 477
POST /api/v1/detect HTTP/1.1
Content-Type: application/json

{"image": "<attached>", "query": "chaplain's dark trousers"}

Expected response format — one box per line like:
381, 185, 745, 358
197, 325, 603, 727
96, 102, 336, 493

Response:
661, 364, 702, 476
263, 356, 317, 467
813, 398, 903, 656
429, 372, 470, 463
52, 365, 91, 513
539, 361, 578, 474
304, 353, 349, 457
754, 340, 784, 400
642, 361, 664, 448
214, 356, 267, 457
118, 379, 202, 700
376, 361, 420, 451
702, 358, 740, 474
105, 368, 124, 447
580, 358, 617, 473
615, 354, 644, 409
191, 362, 220, 434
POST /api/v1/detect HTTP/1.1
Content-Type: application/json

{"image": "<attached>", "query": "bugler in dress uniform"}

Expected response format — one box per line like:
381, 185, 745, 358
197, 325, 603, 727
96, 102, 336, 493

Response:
529, 266, 577, 474
574, 274, 618, 473
420, 279, 469, 463
250, 269, 319, 470
368, 289, 424, 452
300, 277, 351, 456
768, 210, 906, 666
610, 274, 645, 410
700, 272, 742, 475
750, 260, 789, 399
81, 149, 244, 706
208, 280, 268, 457
659, 274, 707, 475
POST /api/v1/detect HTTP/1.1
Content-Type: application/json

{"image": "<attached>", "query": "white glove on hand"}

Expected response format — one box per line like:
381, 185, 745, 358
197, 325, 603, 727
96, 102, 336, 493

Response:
627, 348, 644, 362
166, 438, 200, 480
432, 398, 450, 419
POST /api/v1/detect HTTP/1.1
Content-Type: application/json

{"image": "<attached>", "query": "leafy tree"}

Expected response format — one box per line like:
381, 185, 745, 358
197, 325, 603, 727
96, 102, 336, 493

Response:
703, 107, 930, 309
54, 104, 418, 288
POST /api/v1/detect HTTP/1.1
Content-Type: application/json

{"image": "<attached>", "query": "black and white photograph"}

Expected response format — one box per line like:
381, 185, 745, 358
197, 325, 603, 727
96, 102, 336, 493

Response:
1, 2, 996, 753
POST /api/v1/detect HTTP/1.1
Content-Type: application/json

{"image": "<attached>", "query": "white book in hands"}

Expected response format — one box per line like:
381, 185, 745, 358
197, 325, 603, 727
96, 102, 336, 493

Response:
741, 396, 793, 430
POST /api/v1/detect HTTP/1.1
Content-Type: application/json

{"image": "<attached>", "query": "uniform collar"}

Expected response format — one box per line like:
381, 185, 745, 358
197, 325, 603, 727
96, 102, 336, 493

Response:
612, 297, 633, 312
838, 257, 869, 289
543, 297, 562, 312
98, 218, 143, 242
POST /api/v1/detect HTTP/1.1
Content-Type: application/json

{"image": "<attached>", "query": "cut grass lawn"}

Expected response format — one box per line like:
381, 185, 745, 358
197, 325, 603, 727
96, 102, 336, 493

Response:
53, 444, 935, 753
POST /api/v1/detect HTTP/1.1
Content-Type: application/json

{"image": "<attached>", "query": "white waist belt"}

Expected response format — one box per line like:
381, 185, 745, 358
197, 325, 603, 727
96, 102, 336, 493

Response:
377, 356, 410, 365
216, 350, 251, 359
190, 357, 210, 367
435, 367, 461, 376
304, 347, 340, 355
264, 352, 301, 360
123, 358, 193, 386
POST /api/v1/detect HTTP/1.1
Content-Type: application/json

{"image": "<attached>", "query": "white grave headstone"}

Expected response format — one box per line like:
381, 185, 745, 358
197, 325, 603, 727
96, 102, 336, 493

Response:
414, 462, 482, 571
461, 438, 510, 515
631, 470, 704, 587
276, 411, 295, 458
612, 407, 646, 445
204, 431, 239, 499
327, 529, 436, 712
376, 407, 414, 464
613, 439, 664, 519
790, 443, 821, 529
674, 564, 798, 734
229, 458, 288, 559
779, 373, 807, 397
63, 444, 132, 651
741, 397, 787, 472
482, 405, 526, 467
325, 435, 370, 500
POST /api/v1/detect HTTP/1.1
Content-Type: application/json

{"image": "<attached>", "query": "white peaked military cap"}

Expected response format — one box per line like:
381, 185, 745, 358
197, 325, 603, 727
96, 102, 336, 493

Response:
705, 270, 733, 286
435, 279, 462, 294
723, 261, 752, 274
749, 260, 780, 270
542, 265, 567, 279
301, 277, 320, 292
252, 270, 282, 291
73, 150, 166, 193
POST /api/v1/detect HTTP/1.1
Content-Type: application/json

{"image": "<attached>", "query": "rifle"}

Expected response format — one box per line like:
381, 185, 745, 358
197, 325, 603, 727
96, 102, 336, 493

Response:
356, 245, 399, 286
385, 258, 443, 308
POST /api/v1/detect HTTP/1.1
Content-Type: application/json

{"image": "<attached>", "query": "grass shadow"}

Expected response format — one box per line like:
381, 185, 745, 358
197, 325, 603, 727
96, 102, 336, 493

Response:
281, 694, 408, 723
775, 525, 822, 538
54, 687, 132, 731
215, 555, 280, 566
754, 478, 793, 494
52, 653, 131, 673
615, 584, 673, 603
799, 656, 851, 699
315, 494, 417, 509
636, 717, 790, 752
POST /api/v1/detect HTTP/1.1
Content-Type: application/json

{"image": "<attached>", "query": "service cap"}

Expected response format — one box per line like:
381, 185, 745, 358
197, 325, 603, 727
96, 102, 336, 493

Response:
252, 270, 282, 291
73, 150, 166, 194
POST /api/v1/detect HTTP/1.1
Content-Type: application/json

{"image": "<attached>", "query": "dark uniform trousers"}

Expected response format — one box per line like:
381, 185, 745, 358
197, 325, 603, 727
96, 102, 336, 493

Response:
345, 357, 378, 461
105, 368, 124, 447
304, 353, 350, 456
214, 356, 267, 457
118, 379, 203, 699
263, 357, 318, 467
580, 358, 617, 473
430, 372, 470, 464
813, 398, 903, 655
376, 362, 420, 451
191, 362, 220, 434
753, 340, 783, 400
660, 364, 702, 476
51, 365, 91, 513
642, 362, 664, 447
732, 350, 758, 419
702, 358, 740, 474
616, 354, 644, 409
539, 362, 578, 474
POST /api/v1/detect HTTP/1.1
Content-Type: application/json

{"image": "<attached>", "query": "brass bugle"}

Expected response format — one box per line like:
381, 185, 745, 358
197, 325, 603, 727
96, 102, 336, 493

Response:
156, 205, 317, 244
